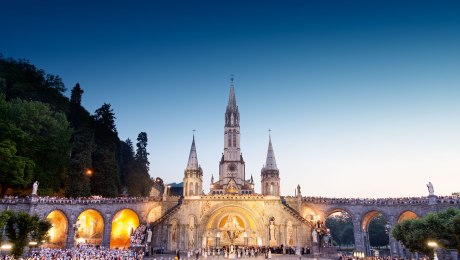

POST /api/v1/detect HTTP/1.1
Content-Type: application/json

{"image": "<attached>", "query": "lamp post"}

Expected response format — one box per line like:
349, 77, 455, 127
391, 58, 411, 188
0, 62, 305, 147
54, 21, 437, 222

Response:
216, 232, 220, 248
244, 232, 248, 247
427, 241, 438, 260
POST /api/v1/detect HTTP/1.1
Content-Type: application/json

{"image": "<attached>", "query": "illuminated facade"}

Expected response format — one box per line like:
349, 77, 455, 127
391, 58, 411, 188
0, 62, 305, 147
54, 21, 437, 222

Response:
2, 80, 459, 257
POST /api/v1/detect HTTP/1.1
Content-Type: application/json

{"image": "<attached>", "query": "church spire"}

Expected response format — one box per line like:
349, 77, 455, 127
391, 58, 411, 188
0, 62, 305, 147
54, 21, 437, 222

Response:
225, 75, 239, 127
228, 75, 237, 109
186, 133, 199, 170
264, 131, 278, 171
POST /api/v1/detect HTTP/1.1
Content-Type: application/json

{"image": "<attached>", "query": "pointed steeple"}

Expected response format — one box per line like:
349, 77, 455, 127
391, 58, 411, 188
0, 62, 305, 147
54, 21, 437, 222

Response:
225, 75, 240, 127
228, 76, 237, 110
264, 131, 278, 170
186, 134, 199, 170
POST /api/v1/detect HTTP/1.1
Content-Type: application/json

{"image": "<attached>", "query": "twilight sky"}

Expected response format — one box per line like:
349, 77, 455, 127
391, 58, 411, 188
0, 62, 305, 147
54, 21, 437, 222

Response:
1, 0, 459, 198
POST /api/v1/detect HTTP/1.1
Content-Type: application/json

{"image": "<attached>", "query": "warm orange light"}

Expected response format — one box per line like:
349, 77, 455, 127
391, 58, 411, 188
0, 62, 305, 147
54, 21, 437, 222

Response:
75, 209, 104, 246
110, 209, 139, 249
85, 169, 93, 176
45, 210, 68, 249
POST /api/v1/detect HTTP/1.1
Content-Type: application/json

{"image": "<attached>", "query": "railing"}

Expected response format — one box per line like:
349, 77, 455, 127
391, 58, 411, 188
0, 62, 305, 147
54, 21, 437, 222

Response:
150, 196, 184, 228
280, 196, 312, 226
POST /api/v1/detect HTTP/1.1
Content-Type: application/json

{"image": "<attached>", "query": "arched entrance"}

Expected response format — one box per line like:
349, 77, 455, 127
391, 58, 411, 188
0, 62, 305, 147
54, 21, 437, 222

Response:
201, 205, 263, 248
110, 209, 140, 249
362, 211, 390, 256
397, 211, 417, 223
45, 210, 68, 248
325, 210, 355, 250
75, 209, 104, 246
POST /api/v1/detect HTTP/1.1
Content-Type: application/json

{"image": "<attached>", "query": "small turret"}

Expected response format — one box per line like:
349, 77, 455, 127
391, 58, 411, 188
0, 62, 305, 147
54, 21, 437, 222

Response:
183, 133, 203, 197
261, 131, 280, 196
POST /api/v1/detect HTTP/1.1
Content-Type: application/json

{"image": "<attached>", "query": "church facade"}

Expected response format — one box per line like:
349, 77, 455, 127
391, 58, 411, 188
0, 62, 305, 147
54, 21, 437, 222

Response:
161, 80, 309, 250
2, 80, 458, 257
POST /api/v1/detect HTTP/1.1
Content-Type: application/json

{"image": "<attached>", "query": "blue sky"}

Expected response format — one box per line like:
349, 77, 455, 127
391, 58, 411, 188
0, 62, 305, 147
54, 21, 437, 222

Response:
1, 0, 459, 197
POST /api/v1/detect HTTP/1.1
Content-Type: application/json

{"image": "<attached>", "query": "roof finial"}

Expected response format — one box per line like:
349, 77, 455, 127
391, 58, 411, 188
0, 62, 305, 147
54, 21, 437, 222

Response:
230, 74, 234, 86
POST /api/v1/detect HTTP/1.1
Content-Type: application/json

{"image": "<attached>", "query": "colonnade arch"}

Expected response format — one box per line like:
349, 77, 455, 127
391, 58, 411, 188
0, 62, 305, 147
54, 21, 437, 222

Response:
397, 210, 418, 223
45, 210, 68, 249
325, 209, 355, 249
75, 209, 105, 246
110, 209, 140, 249
361, 210, 390, 256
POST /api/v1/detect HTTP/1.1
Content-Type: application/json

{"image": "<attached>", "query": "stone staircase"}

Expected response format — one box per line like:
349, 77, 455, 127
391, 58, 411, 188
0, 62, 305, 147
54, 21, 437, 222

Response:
150, 196, 184, 229
280, 196, 312, 226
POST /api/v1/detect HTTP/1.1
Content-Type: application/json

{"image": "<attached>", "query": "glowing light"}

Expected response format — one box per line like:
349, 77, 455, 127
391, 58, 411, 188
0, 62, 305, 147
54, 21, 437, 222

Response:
1, 244, 12, 250
29, 241, 38, 246
45, 210, 68, 249
427, 241, 438, 247
110, 209, 139, 249
85, 169, 93, 176
75, 209, 104, 246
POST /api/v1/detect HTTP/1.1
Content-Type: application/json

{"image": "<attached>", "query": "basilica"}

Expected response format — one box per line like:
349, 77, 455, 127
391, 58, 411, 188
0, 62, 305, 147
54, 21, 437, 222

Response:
154, 79, 310, 251
2, 80, 453, 258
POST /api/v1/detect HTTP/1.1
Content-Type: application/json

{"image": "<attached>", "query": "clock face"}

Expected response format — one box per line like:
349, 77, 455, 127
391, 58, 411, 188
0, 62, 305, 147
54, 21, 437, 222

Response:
227, 163, 237, 172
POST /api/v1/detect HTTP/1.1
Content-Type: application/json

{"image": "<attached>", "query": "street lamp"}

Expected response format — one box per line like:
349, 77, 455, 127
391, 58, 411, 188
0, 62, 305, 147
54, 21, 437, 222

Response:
427, 241, 438, 260
85, 169, 93, 176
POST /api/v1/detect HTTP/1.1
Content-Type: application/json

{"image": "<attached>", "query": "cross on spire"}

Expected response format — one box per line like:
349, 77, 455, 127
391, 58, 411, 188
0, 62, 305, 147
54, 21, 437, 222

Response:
230, 74, 234, 85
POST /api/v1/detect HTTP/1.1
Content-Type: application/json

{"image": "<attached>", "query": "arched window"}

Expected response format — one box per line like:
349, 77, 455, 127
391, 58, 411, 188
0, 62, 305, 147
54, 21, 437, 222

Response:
233, 132, 237, 147
228, 131, 232, 147
270, 183, 274, 195
189, 182, 194, 195
195, 183, 199, 195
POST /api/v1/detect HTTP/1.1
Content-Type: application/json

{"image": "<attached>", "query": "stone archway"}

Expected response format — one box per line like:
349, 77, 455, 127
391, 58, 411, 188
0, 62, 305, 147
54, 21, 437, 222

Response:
110, 209, 140, 249
200, 205, 264, 248
325, 209, 355, 249
75, 209, 104, 246
361, 210, 389, 256
45, 210, 68, 249
397, 211, 417, 223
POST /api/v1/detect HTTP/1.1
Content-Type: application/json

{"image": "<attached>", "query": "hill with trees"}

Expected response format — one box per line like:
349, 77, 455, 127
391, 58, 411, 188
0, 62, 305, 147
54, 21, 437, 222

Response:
0, 54, 155, 197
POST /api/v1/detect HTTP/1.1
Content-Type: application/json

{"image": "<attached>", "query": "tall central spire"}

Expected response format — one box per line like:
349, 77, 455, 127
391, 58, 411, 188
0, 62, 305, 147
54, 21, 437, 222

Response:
225, 76, 239, 127
227, 76, 237, 110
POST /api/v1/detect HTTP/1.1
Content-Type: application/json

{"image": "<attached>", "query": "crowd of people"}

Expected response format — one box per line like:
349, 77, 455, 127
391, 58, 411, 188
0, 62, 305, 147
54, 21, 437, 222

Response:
0, 245, 145, 260
2, 194, 459, 206
1, 195, 162, 205
130, 224, 148, 247
299, 196, 460, 205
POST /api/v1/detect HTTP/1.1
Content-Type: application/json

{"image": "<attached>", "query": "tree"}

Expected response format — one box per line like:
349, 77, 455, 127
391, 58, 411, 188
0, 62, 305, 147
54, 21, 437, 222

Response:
0, 93, 71, 195
66, 83, 93, 197
368, 215, 389, 248
91, 103, 120, 197
0, 140, 35, 195
0, 211, 14, 243
135, 132, 150, 172
5, 211, 51, 257
70, 83, 83, 106
326, 212, 355, 247
392, 208, 460, 256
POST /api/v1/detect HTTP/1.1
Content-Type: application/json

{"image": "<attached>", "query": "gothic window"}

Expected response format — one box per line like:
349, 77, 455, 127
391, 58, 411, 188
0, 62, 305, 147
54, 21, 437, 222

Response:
195, 183, 199, 195
232, 132, 237, 147
189, 182, 194, 195
270, 183, 274, 195
228, 131, 232, 147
